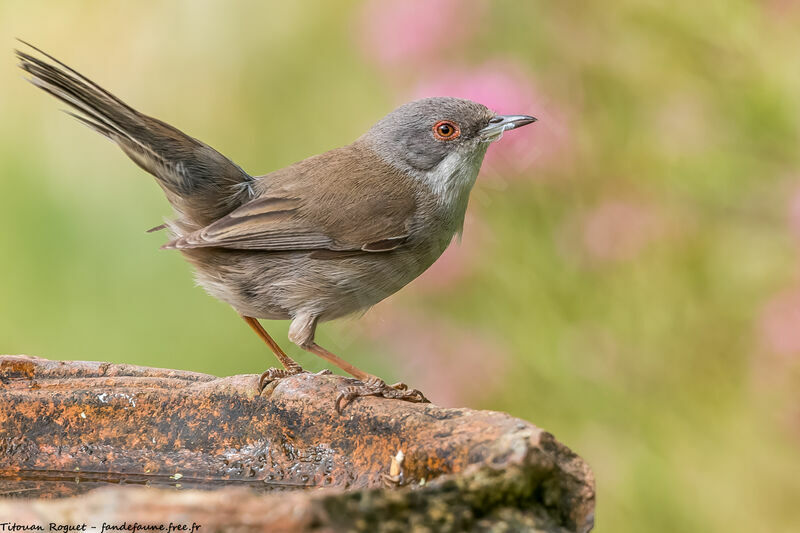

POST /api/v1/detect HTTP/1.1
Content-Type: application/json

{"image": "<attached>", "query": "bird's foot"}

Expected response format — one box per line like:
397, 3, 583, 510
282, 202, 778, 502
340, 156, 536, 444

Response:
258, 365, 331, 392
336, 377, 429, 413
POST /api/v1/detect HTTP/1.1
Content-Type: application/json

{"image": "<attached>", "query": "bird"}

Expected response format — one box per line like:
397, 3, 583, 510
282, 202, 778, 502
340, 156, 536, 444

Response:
15, 41, 536, 412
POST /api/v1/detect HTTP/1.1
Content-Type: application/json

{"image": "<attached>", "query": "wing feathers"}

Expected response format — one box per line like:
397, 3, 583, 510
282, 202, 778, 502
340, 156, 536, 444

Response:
227, 196, 301, 217
162, 144, 420, 253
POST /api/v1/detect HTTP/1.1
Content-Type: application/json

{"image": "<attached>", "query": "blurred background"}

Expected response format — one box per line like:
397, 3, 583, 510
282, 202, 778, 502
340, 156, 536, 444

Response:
1, 0, 799, 530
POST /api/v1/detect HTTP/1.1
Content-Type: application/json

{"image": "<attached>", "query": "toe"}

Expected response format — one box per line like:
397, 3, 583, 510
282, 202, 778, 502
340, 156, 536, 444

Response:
258, 366, 307, 392
335, 385, 360, 413
334, 378, 429, 413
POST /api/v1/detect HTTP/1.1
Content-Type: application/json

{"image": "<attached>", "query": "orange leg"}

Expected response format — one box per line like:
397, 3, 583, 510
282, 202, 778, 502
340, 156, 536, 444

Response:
246, 311, 429, 412
302, 342, 428, 413
304, 342, 372, 381
241, 315, 304, 390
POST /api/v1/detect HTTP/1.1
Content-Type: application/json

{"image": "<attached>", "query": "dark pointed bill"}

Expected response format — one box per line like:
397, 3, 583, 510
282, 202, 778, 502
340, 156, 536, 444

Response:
479, 114, 537, 142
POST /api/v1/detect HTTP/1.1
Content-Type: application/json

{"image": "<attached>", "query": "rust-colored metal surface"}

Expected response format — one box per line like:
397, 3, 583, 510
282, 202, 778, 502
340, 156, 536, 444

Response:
0, 355, 595, 532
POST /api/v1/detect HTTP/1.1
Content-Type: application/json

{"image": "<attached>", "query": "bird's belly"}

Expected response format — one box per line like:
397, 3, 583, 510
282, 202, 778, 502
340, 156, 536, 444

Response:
310, 246, 446, 321
182, 238, 451, 321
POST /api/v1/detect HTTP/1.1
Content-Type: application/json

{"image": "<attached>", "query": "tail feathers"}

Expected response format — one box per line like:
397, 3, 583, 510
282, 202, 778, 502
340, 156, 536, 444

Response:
16, 43, 139, 142
17, 40, 254, 227
64, 110, 115, 138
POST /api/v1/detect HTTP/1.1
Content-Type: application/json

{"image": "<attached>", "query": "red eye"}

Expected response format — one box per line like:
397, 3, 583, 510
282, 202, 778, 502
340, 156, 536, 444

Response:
433, 120, 460, 141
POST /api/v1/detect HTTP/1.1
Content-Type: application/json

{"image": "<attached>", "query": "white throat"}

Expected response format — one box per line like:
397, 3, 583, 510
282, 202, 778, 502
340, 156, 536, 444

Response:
421, 146, 488, 221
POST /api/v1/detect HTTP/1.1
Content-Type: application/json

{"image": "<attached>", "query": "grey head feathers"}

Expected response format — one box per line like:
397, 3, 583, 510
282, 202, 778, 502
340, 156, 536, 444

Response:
361, 97, 496, 215
363, 97, 495, 173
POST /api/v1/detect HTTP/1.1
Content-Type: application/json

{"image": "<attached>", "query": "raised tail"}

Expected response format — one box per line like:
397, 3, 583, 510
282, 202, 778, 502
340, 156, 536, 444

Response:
16, 40, 253, 228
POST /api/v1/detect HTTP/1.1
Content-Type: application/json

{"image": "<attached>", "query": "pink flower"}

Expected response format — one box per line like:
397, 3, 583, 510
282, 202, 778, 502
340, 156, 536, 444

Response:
357, 0, 485, 67
412, 61, 571, 175
759, 287, 800, 358
577, 199, 664, 263
360, 305, 509, 407
754, 287, 800, 441
762, 0, 800, 17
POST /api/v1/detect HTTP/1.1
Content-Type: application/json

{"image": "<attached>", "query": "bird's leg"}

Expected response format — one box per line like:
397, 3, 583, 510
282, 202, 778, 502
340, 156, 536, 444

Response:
289, 312, 429, 413
304, 343, 428, 412
241, 315, 309, 391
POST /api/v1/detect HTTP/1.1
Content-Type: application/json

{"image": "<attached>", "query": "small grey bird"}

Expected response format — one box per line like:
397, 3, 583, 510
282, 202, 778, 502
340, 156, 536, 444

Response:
16, 42, 536, 411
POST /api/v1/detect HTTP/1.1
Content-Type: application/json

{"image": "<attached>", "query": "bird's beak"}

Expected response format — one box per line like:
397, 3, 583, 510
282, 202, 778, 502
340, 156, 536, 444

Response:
479, 114, 537, 142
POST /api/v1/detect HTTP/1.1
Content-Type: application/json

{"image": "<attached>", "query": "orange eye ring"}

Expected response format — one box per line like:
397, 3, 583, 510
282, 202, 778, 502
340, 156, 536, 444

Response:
433, 120, 460, 141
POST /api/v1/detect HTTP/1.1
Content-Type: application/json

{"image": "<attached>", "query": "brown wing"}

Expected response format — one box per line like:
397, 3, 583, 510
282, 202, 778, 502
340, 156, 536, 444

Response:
163, 143, 418, 252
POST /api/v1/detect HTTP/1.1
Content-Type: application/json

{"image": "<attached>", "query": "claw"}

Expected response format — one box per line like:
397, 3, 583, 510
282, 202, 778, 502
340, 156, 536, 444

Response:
258, 365, 304, 392
335, 386, 358, 414
335, 377, 429, 413
259, 367, 334, 392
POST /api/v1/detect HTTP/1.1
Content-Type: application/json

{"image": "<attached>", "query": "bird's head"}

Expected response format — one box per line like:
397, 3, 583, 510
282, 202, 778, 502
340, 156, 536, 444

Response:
363, 97, 536, 204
